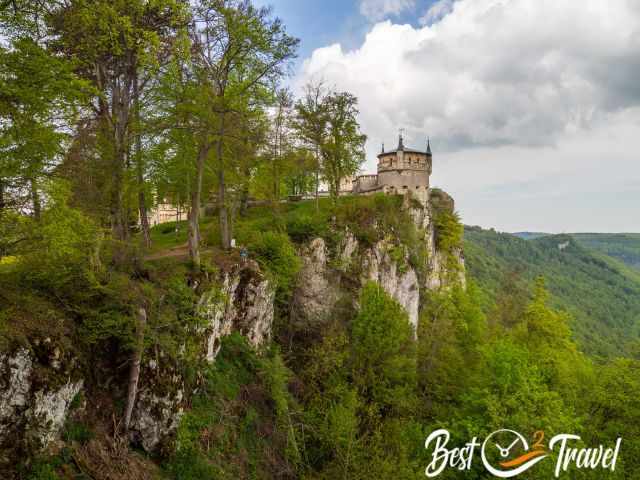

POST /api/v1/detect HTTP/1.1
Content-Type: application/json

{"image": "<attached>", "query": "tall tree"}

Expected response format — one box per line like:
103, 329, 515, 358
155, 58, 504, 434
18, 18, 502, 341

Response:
0, 37, 85, 233
50, 0, 185, 249
293, 81, 328, 210
268, 88, 293, 205
186, 0, 297, 262
321, 91, 366, 201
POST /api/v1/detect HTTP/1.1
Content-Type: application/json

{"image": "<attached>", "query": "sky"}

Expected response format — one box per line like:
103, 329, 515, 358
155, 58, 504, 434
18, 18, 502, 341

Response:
255, 0, 640, 233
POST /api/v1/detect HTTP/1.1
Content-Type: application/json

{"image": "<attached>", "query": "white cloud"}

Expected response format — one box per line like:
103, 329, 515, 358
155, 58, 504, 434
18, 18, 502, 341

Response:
359, 0, 415, 21
419, 0, 455, 25
297, 0, 640, 230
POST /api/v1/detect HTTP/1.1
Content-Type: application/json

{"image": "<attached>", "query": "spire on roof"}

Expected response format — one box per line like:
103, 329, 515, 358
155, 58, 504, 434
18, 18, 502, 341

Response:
398, 128, 405, 151
426, 137, 432, 156
381, 142, 385, 153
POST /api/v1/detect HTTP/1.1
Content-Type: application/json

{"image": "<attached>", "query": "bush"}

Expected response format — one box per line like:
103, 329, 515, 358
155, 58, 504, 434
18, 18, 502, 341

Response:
248, 231, 301, 304
286, 213, 327, 243
433, 209, 463, 253
350, 282, 417, 415
16, 180, 99, 292
62, 421, 93, 444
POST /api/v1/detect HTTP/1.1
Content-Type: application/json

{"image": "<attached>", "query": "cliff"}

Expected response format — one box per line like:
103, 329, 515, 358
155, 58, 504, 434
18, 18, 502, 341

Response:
0, 190, 464, 476
292, 190, 465, 332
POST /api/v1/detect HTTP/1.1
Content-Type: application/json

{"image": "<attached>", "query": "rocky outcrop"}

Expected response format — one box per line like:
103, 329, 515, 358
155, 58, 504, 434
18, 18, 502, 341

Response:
24, 379, 83, 449
290, 238, 341, 327
362, 240, 420, 331
292, 188, 465, 334
199, 260, 275, 362
0, 345, 83, 462
130, 359, 184, 453
130, 260, 275, 452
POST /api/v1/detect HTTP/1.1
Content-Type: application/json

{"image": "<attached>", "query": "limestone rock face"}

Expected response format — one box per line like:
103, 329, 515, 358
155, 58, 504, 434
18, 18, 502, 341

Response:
25, 379, 83, 449
0, 349, 32, 439
130, 260, 275, 452
292, 188, 465, 333
199, 260, 275, 362
130, 361, 184, 453
362, 240, 420, 332
0, 345, 83, 461
291, 238, 340, 326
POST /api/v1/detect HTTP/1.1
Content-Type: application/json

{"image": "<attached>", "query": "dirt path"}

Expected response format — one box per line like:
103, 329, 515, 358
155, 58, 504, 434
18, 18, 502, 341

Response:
144, 243, 190, 261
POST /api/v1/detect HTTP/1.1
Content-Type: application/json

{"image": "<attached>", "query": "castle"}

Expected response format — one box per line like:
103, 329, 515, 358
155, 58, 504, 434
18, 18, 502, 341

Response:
350, 133, 432, 203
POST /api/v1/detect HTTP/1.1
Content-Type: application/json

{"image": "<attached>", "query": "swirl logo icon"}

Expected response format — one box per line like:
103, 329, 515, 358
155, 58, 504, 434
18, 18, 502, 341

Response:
480, 429, 547, 478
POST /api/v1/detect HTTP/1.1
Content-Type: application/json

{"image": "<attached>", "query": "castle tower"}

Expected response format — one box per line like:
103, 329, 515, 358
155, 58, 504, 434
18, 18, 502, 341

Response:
375, 133, 432, 197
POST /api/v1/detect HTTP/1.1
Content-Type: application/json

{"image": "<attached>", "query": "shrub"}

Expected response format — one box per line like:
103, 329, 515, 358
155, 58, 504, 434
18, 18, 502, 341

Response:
350, 282, 417, 416
248, 231, 301, 304
62, 421, 93, 444
433, 209, 463, 253
16, 180, 99, 293
286, 213, 327, 243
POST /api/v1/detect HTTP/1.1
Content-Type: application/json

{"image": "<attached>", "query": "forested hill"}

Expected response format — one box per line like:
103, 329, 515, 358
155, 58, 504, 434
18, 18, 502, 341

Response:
465, 226, 640, 357
571, 233, 640, 271
514, 232, 640, 270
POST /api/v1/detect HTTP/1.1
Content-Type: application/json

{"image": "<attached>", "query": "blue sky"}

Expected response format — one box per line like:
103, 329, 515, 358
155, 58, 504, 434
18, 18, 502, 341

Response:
255, 0, 640, 233
254, 0, 442, 67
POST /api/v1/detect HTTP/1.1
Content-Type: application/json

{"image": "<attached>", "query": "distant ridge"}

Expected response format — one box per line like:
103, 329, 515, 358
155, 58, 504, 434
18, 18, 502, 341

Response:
512, 232, 549, 240
512, 231, 640, 271
464, 226, 640, 357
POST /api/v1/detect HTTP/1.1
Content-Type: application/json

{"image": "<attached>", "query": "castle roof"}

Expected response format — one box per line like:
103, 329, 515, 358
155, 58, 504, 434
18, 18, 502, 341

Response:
378, 133, 432, 156
378, 147, 426, 156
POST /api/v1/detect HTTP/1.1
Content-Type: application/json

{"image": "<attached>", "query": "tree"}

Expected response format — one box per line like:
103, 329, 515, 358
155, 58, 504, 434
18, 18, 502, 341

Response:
185, 0, 298, 261
350, 282, 416, 421
293, 81, 328, 209
268, 88, 293, 205
0, 38, 85, 220
50, 0, 185, 249
320, 91, 366, 201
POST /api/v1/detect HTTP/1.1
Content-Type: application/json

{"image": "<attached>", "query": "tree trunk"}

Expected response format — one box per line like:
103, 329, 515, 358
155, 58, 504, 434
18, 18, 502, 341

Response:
217, 115, 231, 250
124, 307, 147, 432
30, 177, 41, 221
133, 76, 151, 249
239, 164, 250, 217
314, 145, 320, 212
189, 143, 209, 267
0, 177, 4, 215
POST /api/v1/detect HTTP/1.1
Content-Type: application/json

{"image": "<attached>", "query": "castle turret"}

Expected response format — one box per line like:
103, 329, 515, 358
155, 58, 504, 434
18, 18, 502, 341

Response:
352, 131, 433, 204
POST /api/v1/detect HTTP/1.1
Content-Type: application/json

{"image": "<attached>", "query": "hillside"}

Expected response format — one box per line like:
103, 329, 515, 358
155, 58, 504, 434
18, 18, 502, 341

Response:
465, 226, 640, 357
513, 232, 640, 271
571, 233, 640, 270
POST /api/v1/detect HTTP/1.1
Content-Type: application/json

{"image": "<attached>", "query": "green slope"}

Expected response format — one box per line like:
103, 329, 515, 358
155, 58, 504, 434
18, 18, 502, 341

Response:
464, 226, 640, 357
513, 232, 640, 271
571, 233, 640, 270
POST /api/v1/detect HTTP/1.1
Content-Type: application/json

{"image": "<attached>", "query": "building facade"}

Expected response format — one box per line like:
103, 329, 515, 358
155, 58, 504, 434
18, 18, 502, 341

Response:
352, 134, 433, 203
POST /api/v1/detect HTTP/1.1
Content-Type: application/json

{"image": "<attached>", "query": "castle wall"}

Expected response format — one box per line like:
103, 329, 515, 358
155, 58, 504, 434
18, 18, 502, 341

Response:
353, 174, 379, 193
377, 169, 430, 194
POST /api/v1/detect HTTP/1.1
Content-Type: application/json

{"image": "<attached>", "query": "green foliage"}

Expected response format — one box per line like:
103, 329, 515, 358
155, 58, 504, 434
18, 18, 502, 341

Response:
164, 334, 298, 480
433, 210, 463, 252
464, 226, 640, 357
286, 212, 327, 243
62, 421, 94, 444
561, 233, 640, 270
296, 284, 422, 478
319, 91, 367, 200
351, 282, 417, 416
418, 284, 486, 407
248, 231, 301, 304
14, 181, 99, 292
